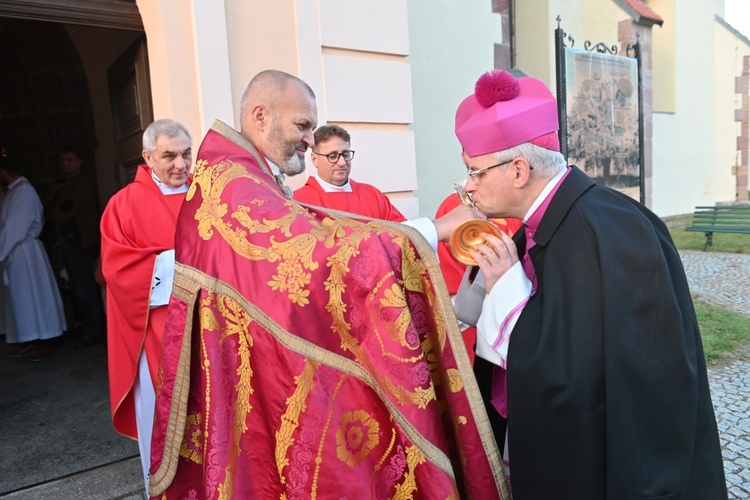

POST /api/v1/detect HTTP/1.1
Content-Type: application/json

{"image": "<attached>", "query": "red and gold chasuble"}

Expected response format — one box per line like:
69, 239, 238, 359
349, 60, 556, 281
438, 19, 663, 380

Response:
149, 121, 508, 499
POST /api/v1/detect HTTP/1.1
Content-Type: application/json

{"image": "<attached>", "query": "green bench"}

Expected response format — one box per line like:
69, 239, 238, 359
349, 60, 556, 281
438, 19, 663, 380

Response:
684, 205, 750, 250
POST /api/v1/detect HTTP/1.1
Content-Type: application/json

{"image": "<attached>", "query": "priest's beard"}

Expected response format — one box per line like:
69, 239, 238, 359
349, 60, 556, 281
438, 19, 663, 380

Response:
268, 121, 306, 177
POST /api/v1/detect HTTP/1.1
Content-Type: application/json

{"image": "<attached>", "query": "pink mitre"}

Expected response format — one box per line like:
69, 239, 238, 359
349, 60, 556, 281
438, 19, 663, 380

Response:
455, 70, 560, 157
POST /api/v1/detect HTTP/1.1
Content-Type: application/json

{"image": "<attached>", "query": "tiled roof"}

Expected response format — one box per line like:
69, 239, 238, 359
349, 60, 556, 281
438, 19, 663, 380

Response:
614, 0, 665, 26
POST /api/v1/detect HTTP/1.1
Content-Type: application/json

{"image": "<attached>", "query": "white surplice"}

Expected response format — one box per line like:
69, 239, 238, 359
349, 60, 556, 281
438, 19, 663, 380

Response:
0, 177, 66, 343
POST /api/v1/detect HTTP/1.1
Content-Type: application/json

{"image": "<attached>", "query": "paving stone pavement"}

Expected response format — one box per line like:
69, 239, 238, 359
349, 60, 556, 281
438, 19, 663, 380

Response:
680, 250, 750, 499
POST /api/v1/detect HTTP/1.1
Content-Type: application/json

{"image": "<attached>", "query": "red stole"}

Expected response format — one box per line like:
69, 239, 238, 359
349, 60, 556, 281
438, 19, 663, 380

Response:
148, 121, 509, 499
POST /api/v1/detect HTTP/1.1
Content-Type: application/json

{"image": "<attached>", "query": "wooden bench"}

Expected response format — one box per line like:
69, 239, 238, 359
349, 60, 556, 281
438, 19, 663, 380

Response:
684, 205, 750, 250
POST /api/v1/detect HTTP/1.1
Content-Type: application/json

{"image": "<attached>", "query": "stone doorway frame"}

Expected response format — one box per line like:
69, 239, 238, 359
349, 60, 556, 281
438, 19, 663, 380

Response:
0, 0, 141, 30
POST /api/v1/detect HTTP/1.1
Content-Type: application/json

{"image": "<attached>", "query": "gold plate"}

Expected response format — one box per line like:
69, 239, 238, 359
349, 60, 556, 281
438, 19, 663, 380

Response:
449, 220, 502, 266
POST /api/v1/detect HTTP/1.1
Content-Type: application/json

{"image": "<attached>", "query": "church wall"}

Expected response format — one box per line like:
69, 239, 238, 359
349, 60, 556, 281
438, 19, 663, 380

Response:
225, 0, 300, 131
135, 0, 202, 142
515, 0, 631, 96
190, 0, 234, 134
318, 0, 409, 56
714, 20, 750, 201
408, 0, 503, 218
650, 0, 676, 112
652, 2, 719, 215
131, 0, 748, 218
514, 0, 554, 86
294, 0, 420, 217
136, 0, 423, 216
512, 0, 746, 216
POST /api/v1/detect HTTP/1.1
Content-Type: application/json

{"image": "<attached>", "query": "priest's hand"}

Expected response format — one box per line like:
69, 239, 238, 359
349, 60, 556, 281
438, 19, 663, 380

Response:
433, 204, 486, 242
470, 231, 519, 292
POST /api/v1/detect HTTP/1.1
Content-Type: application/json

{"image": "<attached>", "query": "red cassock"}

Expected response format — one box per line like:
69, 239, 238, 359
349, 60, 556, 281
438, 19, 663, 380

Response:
148, 121, 509, 499
100, 164, 185, 439
434, 194, 523, 364
294, 177, 407, 222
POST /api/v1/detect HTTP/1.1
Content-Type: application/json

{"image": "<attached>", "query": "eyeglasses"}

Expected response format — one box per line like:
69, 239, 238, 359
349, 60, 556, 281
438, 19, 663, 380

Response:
313, 150, 355, 164
465, 159, 514, 183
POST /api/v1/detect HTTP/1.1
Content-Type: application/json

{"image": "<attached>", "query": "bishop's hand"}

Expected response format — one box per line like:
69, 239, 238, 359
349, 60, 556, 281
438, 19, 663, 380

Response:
469, 231, 519, 293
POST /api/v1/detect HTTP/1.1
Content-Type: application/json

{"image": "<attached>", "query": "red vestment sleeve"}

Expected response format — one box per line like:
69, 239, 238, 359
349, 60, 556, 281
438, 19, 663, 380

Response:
100, 165, 185, 439
294, 178, 407, 222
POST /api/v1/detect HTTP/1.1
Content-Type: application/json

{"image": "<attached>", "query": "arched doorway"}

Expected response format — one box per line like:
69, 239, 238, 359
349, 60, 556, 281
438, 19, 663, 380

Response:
0, 1, 151, 204
0, 1, 150, 495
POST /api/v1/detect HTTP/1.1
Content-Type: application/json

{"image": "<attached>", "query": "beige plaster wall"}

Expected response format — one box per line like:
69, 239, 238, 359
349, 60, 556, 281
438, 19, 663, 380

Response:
514, 0, 555, 86
652, 1, 721, 215
715, 21, 750, 200
408, 0, 503, 218
650, 0, 676, 112
319, 0, 409, 55
225, 0, 300, 130
136, 0, 421, 215
515, 0, 630, 92
136, 0, 302, 153
191, 0, 234, 134
135, 0, 202, 142
293, 0, 420, 217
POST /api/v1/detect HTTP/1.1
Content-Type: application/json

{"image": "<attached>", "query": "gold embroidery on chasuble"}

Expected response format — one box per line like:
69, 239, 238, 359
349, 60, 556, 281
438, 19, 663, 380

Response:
180, 412, 203, 464
182, 152, 489, 493
190, 157, 439, 410
197, 291, 256, 499
276, 358, 320, 482
190, 158, 321, 306
336, 410, 381, 467
379, 282, 414, 348
403, 238, 461, 405
374, 425, 398, 473
393, 445, 428, 499
161, 263, 483, 497
311, 374, 347, 496
446, 368, 464, 393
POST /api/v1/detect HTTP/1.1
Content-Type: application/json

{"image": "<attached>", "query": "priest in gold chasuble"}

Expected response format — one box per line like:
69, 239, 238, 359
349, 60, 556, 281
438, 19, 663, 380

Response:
148, 120, 507, 499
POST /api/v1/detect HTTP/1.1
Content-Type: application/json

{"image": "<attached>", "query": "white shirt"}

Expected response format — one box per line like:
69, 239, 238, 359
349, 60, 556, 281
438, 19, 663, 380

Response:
149, 170, 188, 307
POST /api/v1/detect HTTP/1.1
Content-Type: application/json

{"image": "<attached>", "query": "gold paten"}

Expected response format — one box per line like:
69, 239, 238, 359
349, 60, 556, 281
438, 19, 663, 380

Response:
449, 219, 502, 266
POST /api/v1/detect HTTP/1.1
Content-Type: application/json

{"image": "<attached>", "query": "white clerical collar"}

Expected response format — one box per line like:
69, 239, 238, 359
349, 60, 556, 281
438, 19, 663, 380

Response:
315, 175, 352, 193
7, 176, 26, 190
266, 158, 282, 178
523, 168, 566, 222
150, 169, 188, 195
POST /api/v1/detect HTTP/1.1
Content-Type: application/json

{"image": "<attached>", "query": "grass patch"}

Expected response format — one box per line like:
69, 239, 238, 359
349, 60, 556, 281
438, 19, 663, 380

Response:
665, 213, 750, 254
695, 303, 750, 365
664, 213, 750, 364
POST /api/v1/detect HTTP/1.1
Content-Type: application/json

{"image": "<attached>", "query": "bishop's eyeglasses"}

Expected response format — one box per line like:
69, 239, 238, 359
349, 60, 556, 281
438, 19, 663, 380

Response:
465, 159, 513, 183
314, 150, 355, 164
465, 157, 530, 183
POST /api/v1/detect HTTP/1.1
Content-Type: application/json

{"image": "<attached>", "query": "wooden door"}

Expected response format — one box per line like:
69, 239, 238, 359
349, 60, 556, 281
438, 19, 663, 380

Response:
108, 35, 153, 187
